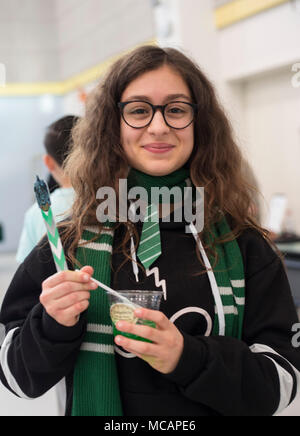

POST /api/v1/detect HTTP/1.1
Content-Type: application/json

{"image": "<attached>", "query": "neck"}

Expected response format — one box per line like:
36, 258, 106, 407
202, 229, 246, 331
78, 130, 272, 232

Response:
52, 175, 72, 189
159, 203, 177, 219
61, 181, 72, 189
127, 167, 190, 194
127, 167, 192, 218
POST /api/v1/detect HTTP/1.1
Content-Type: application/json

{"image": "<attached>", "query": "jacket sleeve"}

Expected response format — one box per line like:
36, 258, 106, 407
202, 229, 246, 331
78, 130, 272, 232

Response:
165, 233, 300, 416
0, 241, 86, 399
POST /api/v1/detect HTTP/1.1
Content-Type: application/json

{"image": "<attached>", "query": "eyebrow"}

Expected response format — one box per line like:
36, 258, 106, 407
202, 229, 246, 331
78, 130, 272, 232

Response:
124, 94, 191, 102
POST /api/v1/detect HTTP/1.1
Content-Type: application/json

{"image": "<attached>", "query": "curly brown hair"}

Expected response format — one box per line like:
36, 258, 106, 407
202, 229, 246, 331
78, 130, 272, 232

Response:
61, 45, 267, 270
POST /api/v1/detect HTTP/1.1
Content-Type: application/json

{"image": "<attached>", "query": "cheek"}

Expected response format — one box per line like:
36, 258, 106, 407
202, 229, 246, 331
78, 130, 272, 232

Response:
120, 122, 139, 149
120, 125, 133, 160
120, 122, 127, 148
181, 128, 194, 158
120, 123, 143, 164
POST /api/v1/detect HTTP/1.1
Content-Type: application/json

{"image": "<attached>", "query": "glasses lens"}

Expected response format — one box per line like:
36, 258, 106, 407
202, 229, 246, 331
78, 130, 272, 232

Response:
123, 102, 153, 128
165, 102, 194, 129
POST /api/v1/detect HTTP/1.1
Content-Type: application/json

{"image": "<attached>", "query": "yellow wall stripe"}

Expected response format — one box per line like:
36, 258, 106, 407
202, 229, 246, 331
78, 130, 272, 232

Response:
0, 39, 157, 97
215, 0, 289, 29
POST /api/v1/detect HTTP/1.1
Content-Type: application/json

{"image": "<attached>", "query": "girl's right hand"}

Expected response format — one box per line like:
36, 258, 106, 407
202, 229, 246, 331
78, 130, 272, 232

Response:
40, 266, 97, 327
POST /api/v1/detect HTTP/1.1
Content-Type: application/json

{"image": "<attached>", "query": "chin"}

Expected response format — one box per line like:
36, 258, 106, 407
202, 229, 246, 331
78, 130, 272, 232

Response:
141, 165, 177, 177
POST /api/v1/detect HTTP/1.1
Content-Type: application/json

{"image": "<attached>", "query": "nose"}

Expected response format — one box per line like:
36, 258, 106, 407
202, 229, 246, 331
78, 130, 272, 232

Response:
147, 109, 170, 135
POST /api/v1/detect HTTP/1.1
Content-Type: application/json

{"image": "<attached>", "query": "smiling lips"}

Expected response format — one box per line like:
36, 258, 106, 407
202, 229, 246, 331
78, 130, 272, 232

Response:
143, 143, 175, 154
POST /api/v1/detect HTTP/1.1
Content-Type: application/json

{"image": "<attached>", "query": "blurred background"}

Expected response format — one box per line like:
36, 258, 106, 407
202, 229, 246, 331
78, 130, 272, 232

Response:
0, 0, 300, 415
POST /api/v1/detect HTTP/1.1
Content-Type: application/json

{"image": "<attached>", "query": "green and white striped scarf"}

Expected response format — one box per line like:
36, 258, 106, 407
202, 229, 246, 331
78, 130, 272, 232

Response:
205, 218, 245, 337
71, 170, 245, 416
72, 225, 122, 416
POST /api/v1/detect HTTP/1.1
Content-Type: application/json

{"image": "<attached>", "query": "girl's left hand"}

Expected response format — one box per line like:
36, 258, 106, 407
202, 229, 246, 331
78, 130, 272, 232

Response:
114, 308, 184, 374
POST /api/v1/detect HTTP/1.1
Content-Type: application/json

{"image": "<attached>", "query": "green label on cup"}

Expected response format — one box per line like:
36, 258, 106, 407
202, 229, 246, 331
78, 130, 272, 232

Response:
110, 303, 156, 343
110, 303, 138, 325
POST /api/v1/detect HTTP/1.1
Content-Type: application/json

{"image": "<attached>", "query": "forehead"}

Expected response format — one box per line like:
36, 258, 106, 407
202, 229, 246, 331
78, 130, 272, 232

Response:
121, 65, 191, 102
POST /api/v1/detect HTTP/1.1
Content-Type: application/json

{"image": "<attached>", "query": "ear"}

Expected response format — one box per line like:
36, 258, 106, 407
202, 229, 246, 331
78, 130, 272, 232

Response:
43, 155, 57, 172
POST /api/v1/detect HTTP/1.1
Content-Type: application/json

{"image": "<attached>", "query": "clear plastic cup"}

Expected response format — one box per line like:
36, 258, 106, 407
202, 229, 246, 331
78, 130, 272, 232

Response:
108, 290, 163, 343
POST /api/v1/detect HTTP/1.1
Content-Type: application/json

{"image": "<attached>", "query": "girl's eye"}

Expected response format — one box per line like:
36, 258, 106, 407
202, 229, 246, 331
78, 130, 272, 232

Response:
167, 103, 190, 114
125, 104, 152, 116
169, 107, 184, 113
166, 105, 190, 118
131, 108, 149, 114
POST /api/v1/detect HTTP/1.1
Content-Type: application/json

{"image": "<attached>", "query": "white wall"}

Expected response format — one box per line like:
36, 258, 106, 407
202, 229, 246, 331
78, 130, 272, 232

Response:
0, 0, 155, 84
215, 1, 300, 231
218, 2, 300, 81
0, 0, 59, 82
54, 0, 155, 80
243, 67, 300, 231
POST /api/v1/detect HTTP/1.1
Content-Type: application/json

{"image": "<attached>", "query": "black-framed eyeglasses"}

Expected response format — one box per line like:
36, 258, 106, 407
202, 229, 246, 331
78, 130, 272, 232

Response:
118, 100, 198, 130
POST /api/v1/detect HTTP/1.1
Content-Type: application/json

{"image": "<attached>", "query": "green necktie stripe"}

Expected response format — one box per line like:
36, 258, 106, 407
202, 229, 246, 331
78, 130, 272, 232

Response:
137, 242, 161, 257
137, 203, 161, 270
139, 231, 160, 246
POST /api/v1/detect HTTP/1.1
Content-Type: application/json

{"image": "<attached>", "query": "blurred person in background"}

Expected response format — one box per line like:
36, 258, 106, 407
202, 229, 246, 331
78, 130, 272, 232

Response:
16, 115, 79, 263
47, 174, 59, 194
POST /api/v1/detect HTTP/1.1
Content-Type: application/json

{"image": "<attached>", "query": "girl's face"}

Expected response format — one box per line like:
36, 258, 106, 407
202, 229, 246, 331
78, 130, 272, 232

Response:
120, 65, 194, 177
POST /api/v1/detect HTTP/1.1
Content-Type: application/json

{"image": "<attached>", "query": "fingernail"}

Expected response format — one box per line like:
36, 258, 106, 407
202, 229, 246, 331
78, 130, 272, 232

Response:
115, 336, 123, 344
82, 274, 90, 282
135, 309, 142, 317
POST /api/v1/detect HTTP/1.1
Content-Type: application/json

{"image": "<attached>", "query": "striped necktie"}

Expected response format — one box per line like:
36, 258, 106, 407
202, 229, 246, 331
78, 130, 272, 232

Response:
137, 203, 161, 270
